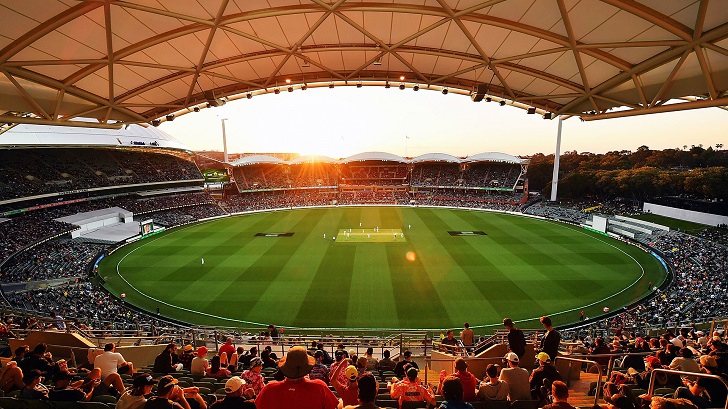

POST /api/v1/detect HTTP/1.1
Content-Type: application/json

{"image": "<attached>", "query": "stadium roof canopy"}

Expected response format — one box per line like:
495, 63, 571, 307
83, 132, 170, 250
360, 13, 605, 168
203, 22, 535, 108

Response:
0, 0, 727, 130
230, 154, 285, 166
0, 122, 189, 150
410, 153, 462, 163
464, 152, 528, 164
341, 151, 407, 163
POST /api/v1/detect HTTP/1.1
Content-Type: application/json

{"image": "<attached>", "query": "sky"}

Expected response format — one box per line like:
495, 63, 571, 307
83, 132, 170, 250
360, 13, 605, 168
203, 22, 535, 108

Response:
160, 86, 727, 158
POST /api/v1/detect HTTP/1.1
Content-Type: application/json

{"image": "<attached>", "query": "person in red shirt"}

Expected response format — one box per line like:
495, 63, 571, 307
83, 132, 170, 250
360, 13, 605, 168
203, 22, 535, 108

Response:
438, 357, 478, 402
255, 346, 339, 409
218, 338, 236, 365
332, 361, 359, 407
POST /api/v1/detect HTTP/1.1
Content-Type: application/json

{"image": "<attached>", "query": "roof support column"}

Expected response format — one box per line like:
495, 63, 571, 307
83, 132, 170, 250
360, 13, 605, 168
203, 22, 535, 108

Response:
550, 117, 563, 202
221, 118, 229, 163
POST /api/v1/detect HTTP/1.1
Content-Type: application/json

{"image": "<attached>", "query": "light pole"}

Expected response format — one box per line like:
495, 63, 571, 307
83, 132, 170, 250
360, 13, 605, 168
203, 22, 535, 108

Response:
221, 118, 229, 163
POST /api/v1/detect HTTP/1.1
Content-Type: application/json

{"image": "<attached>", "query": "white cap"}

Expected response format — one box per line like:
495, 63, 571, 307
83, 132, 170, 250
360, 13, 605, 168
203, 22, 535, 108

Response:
224, 376, 245, 393
504, 352, 519, 362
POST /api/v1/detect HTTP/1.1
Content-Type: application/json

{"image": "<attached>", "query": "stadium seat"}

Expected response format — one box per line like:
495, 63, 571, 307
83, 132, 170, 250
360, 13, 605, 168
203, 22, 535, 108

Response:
77, 402, 112, 409
402, 401, 428, 409
0, 398, 26, 409
653, 388, 676, 396
91, 395, 118, 405
510, 400, 540, 409
376, 398, 399, 408
482, 400, 511, 409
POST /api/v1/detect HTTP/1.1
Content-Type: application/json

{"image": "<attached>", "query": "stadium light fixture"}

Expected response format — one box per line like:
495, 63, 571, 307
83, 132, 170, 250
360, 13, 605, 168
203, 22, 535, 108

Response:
485, 97, 492, 102
413, 84, 419, 91
385, 81, 390, 89
166, 114, 175, 121
499, 100, 506, 106
301, 83, 307, 91
527, 107, 536, 114
442, 88, 448, 95
274, 88, 280, 95
399, 75, 405, 81
151, 119, 161, 127
246, 93, 252, 99
287, 86, 293, 92
285, 78, 291, 84
329, 82, 334, 89
356, 82, 362, 88
399, 84, 405, 90
193, 107, 200, 112
543, 112, 553, 119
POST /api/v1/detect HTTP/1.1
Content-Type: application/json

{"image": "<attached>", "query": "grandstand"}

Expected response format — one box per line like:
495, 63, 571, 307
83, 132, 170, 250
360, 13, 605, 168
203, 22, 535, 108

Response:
0, 2, 726, 409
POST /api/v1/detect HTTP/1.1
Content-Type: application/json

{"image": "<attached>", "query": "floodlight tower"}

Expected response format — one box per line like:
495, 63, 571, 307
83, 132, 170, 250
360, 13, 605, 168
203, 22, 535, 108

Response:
221, 118, 229, 163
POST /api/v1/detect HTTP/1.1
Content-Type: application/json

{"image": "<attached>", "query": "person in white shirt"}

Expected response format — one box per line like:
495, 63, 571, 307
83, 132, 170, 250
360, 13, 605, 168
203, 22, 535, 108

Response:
499, 352, 531, 401
95, 343, 133, 379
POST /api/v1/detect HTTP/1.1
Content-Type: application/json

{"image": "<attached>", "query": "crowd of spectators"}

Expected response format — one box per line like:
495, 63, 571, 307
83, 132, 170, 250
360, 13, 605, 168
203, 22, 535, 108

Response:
0, 239, 107, 283
0, 148, 201, 200
0, 215, 77, 262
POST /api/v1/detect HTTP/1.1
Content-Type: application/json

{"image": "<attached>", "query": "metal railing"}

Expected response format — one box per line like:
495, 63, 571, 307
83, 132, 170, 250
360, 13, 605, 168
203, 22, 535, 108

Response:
648, 368, 728, 409
554, 356, 603, 406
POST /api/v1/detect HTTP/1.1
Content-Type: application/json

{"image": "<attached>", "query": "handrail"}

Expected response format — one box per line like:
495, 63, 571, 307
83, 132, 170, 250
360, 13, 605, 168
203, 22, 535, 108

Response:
648, 368, 728, 409
647, 368, 728, 409
554, 356, 603, 406
423, 356, 505, 386
568, 351, 655, 378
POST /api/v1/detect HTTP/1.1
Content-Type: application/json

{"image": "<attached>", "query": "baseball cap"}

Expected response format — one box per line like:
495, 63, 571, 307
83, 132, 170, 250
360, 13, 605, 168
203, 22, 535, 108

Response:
335, 350, 345, 359
249, 357, 263, 368
132, 374, 157, 388
644, 356, 661, 368
197, 346, 208, 357
503, 318, 514, 327
348, 349, 356, 357
225, 376, 245, 393
536, 352, 551, 363
403, 350, 412, 358
504, 352, 519, 362
454, 357, 468, 371
700, 355, 718, 369
314, 350, 324, 359
157, 375, 178, 395
345, 365, 358, 382
184, 344, 193, 351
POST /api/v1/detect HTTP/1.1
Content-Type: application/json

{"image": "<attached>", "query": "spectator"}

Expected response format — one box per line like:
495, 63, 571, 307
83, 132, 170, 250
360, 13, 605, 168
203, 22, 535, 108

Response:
438, 358, 477, 402
95, 342, 133, 380
441, 330, 459, 354
218, 338, 236, 362
49, 370, 95, 402
343, 372, 378, 409
19, 343, 55, 376
391, 366, 436, 407
477, 364, 509, 401
50, 311, 66, 331
144, 375, 191, 409
309, 351, 330, 385
669, 348, 700, 380
179, 345, 195, 371
539, 316, 561, 363
0, 361, 24, 394
208, 356, 231, 378
503, 318, 527, 360
542, 381, 576, 409
377, 350, 396, 372
394, 351, 419, 378
240, 357, 265, 397
674, 355, 727, 409
191, 346, 209, 376
364, 347, 378, 371
118, 373, 157, 409
20, 369, 48, 400
255, 345, 339, 409
530, 352, 563, 403
330, 350, 351, 386
333, 362, 359, 407
499, 352, 530, 401
461, 323, 474, 354
154, 343, 183, 374
209, 376, 256, 409
438, 375, 473, 409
